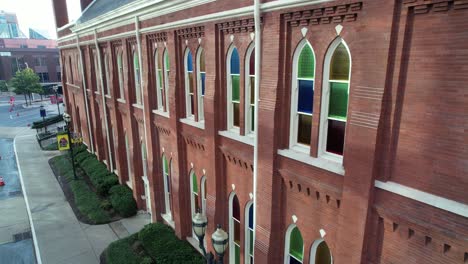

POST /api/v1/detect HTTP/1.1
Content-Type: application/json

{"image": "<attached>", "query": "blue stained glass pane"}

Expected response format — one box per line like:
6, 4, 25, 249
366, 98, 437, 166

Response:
297, 80, 314, 114
230, 48, 240, 74
248, 204, 254, 229
201, 73, 206, 96
187, 51, 193, 72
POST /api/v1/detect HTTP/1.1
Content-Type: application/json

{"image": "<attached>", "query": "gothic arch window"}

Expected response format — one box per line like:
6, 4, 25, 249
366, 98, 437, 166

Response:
227, 45, 240, 131
196, 48, 205, 121
162, 154, 172, 217
200, 175, 207, 215
184, 49, 195, 118
117, 52, 124, 99
155, 49, 164, 110
229, 193, 241, 264
163, 49, 170, 113
133, 51, 142, 104
284, 225, 304, 264
104, 54, 111, 95
310, 239, 332, 264
245, 202, 254, 264
245, 44, 255, 134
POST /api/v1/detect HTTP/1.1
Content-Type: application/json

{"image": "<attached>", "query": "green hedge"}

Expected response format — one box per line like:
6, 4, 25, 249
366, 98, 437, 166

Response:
138, 224, 204, 264
32, 114, 63, 129
79, 155, 119, 196
109, 185, 137, 218
105, 234, 145, 264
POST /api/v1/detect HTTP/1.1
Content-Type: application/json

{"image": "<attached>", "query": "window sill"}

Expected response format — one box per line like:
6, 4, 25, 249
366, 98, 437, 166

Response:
117, 98, 126, 104
132, 103, 143, 109
105, 94, 112, 99
142, 175, 148, 183
152, 109, 170, 118
187, 236, 204, 255
161, 213, 175, 229
126, 180, 133, 189
180, 118, 205, 130
94, 91, 100, 95
113, 169, 119, 176
218, 130, 254, 146
278, 148, 344, 176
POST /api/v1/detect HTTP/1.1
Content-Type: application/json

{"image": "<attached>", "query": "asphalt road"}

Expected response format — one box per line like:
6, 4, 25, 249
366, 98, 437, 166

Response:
0, 138, 21, 200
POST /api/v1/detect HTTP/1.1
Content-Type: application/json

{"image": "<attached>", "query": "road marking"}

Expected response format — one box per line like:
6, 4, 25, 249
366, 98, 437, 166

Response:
13, 134, 42, 264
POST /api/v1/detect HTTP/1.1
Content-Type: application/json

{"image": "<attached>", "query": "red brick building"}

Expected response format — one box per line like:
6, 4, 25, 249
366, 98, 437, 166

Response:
52, 0, 468, 263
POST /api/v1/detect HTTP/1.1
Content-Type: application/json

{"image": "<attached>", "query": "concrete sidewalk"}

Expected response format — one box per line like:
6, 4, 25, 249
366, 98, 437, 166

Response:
14, 130, 150, 264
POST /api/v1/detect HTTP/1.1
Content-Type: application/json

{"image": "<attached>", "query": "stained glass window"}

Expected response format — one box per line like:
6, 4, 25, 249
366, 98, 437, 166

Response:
191, 171, 198, 214
289, 227, 303, 263
162, 155, 171, 215
231, 195, 241, 264
248, 48, 255, 133
186, 50, 194, 117
163, 50, 170, 112
117, 53, 124, 99
229, 47, 240, 128
133, 52, 141, 104
325, 42, 350, 156
292, 43, 315, 147
247, 203, 254, 264
155, 50, 164, 110
198, 49, 205, 120
315, 241, 332, 264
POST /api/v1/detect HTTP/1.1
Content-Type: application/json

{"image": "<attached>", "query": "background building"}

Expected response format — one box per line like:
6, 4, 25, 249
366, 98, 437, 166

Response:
53, 0, 468, 264
0, 10, 60, 84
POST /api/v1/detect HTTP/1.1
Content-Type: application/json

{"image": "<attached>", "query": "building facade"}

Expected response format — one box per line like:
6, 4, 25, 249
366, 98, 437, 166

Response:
53, 0, 468, 263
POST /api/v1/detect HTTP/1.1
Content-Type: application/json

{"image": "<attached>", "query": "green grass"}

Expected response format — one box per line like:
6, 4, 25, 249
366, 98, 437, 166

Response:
50, 154, 111, 224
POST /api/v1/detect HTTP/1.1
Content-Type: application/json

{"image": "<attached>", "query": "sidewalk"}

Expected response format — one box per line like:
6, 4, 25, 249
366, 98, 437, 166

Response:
14, 130, 150, 264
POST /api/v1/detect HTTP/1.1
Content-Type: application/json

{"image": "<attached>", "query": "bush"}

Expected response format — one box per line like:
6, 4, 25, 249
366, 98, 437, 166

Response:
79, 156, 118, 196
109, 185, 137, 218
70, 180, 111, 224
138, 223, 204, 264
105, 234, 144, 264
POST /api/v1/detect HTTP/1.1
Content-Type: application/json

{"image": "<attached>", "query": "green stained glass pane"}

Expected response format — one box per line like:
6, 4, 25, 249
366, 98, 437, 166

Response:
164, 51, 170, 69
297, 45, 314, 79
192, 172, 198, 194
233, 102, 240, 127
249, 230, 254, 255
158, 70, 163, 88
330, 43, 350, 81
250, 76, 255, 105
200, 50, 205, 72
188, 72, 194, 93
289, 227, 303, 261
328, 82, 349, 120
235, 244, 241, 264
231, 75, 240, 101
163, 156, 168, 171
234, 220, 240, 243
133, 53, 139, 69
297, 114, 311, 145
251, 107, 255, 132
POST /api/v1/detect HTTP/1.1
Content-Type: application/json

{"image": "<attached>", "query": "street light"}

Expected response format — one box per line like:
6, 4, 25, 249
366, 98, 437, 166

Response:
63, 112, 77, 180
52, 85, 60, 115
192, 210, 229, 264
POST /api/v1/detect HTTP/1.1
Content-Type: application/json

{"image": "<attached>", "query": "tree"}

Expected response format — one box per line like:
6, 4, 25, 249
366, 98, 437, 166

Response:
9, 68, 42, 106
0, 80, 8, 92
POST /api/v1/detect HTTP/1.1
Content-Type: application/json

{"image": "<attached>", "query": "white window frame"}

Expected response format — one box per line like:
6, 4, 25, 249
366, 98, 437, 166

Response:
125, 133, 133, 186
189, 170, 198, 239
226, 45, 240, 132
93, 52, 100, 93
104, 54, 111, 96
162, 155, 172, 218
196, 47, 205, 121
200, 175, 207, 215
133, 51, 142, 105
163, 49, 170, 114
245, 43, 255, 135
229, 192, 241, 264
309, 239, 333, 264
184, 48, 195, 119
318, 38, 351, 164
155, 49, 164, 110
289, 39, 315, 153
284, 224, 303, 264
117, 52, 125, 100
245, 201, 254, 264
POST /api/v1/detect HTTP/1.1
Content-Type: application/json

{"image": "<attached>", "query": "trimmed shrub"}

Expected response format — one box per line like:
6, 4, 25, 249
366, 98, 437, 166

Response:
70, 179, 111, 224
138, 223, 204, 264
109, 185, 137, 217
79, 156, 118, 196
105, 234, 144, 264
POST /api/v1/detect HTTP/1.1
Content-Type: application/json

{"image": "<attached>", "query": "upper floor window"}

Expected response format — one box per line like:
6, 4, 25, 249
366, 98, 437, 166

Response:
117, 52, 124, 100
245, 45, 255, 134
93, 52, 100, 92
197, 48, 205, 121
163, 49, 170, 113
290, 40, 315, 150
133, 51, 142, 104
227, 46, 240, 130
69, 56, 74, 84
284, 225, 303, 264
155, 49, 164, 110
104, 54, 111, 96
319, 39, 351, 159
184, 49, 195, 118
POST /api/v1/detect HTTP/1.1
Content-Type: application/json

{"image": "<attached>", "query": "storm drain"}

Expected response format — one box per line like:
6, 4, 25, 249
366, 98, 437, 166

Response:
8, 190, 22, 196
13, 231, 32, 242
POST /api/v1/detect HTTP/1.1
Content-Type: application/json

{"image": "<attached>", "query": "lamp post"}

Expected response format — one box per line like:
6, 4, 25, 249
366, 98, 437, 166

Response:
63, 112, 77, 180
192, 210, 229, 264
52, 85, 60, 115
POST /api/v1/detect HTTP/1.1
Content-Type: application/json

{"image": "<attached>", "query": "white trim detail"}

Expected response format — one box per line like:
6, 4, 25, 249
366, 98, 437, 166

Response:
375, 181, 468, 218
180, 118, 205, 130
310, 239, 333, 264
219, 130, 254, 146
278, 148, 344, 175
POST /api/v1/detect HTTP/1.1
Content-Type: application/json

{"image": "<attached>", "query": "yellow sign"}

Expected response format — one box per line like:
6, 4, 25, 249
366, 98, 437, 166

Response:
57, 134, 70, 151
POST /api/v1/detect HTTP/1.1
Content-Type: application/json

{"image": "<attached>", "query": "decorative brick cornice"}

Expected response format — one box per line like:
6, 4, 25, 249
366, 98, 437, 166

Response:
111, 39, 122, 47
181, 131, 205, 151
154, 123, 171, 136
127, 37, 137, 45
403, 0, 467, 14
148, 32, 168, 42
219, 146, 253, 172
217, 18, 261, 34
176, 26, 204, 39
279, 168, 342, 210
283, 2, 362, 26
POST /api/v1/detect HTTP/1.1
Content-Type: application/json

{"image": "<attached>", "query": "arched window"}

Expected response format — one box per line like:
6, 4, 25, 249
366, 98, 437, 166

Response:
125, 133, 133, 185
229, 193, 241, 264
227, 46, 240, 130
245, 202, 254, 264
163, 49, 170, 113
310, 239, 332, 264
69, 56, 74, 84
190, 170, 199, 237
133, 51, 142, 104
93, 52, 100, 92
117, 52, 124, 99
155, 49, 164, 110
290, 40, 315, 149
200, 176, 207, 215
284, 225, 303, 264
104, 54, 110, 95
162, 155, 172, 217
319, 39, 351, 158
76, 54, 81, 82
245, 45, 255, 134
185, 49, 195, 118
197, 48, 205, 121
